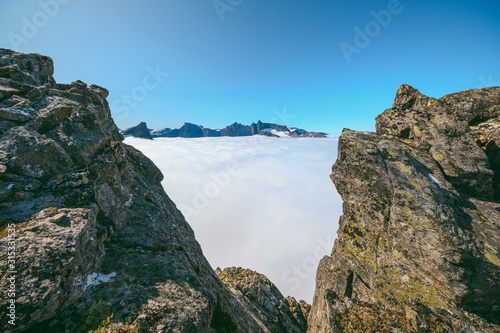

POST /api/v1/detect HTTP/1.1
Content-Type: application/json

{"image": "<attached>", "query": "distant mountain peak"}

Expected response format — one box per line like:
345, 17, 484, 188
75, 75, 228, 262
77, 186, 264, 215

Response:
120, 121, 152, 139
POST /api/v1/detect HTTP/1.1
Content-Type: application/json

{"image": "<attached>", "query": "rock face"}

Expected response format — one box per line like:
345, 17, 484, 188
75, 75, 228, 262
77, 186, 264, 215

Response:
0, 49, 303, 333
119, 121, 152, 140
308, 85, 500, 332
216, 267, 310, 333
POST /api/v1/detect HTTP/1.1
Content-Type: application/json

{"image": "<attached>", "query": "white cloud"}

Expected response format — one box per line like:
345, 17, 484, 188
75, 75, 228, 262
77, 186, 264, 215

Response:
125, 136, 342, 303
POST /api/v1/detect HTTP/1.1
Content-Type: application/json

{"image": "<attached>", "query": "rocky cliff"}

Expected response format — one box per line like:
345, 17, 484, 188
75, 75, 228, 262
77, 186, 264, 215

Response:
217, 267, 310, 333
0, 49, 303, 333
308, 85, 500, 332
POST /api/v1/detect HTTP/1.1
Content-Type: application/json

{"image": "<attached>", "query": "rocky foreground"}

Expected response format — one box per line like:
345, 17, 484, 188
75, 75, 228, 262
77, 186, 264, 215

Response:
308, 84, 500, 332
0, 49, 307, 333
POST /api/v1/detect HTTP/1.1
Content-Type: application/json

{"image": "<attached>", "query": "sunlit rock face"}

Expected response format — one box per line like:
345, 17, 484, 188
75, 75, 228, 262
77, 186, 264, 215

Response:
308, 84, 500, 332
217, 267, 310, 333
0, 49, 304, 333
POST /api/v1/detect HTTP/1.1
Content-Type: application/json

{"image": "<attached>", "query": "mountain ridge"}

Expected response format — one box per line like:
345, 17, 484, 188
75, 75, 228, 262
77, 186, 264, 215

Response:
121, 121, 327, 139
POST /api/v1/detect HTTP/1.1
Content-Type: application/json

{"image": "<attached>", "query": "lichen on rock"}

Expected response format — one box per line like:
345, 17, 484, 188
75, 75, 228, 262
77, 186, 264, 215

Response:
308, 84, 500, 332
217, 267, 310, 333
0, 49, 303, 333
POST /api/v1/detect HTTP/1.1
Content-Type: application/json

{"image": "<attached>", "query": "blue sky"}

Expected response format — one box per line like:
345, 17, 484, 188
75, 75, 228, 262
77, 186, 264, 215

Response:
1, 0, 499, 134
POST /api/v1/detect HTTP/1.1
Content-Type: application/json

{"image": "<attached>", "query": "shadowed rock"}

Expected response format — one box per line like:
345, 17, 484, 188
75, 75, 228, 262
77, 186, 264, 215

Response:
0, 49, 303, 333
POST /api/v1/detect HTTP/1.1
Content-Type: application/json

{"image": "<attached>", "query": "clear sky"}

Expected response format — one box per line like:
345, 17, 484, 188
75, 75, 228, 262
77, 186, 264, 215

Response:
1, 0, 499, 134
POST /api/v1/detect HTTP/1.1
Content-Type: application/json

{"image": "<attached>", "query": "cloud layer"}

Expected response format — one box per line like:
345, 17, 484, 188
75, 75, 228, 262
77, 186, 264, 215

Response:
125, 136, 342, 302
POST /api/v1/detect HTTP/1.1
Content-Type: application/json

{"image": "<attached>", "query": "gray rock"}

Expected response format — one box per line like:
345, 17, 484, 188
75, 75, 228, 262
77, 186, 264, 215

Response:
0, 48, 301, 333
217, 267, 310, 333
308, 85, 500, 332
375, 84, 500, 198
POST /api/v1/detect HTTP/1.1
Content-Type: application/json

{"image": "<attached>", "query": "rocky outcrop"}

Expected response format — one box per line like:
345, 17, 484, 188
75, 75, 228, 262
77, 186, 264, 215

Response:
119, 121, 152, 140
0, 49, 303, 333
376, 84, 499, 199
216, 267, 310, 333
308, 84, 500, 332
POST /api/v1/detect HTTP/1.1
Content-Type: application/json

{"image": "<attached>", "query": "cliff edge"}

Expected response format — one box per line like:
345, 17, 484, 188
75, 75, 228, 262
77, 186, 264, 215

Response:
0, 49, 302, 333
308, 84, 500, 332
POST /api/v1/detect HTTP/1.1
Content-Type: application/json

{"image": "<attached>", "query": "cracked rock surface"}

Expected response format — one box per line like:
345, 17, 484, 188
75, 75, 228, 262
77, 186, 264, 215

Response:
217, 267, 310, 333
308, 84, 500, 332
0, 49, 303, 333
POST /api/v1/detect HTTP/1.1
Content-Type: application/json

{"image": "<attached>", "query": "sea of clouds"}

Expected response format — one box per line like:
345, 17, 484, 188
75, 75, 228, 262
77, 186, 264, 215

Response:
125, 135, 342, 303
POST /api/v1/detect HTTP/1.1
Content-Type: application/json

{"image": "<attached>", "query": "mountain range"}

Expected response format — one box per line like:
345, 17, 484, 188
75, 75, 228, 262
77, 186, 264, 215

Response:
120, 121, 327, 139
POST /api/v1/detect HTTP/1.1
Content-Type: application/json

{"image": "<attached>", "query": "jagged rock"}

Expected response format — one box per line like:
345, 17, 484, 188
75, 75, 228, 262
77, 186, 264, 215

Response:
0, 49, 301, 333
471, 116, 500, 201
308, 85, 500, 332
376, 84, 499, 198
217, 267, 309, 333
0, 49, 55, 86
120, 122, 152, 140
